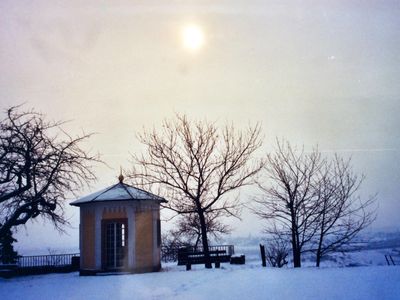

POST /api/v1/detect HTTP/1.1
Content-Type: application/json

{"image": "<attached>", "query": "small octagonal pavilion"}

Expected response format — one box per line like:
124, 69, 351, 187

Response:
70, 175, 166, 275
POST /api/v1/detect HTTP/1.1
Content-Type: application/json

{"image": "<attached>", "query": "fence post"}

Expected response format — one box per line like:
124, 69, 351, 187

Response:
385, 255, 390, 266
215, 251, 220, 268
260, 244, 266, 267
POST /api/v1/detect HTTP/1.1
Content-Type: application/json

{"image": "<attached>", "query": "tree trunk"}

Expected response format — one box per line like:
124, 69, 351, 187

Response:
198, 209, 212, 269
292, 246, 301, 268
194, 235, 200, 249
316, 226, 325, 267
316, 205, 326, 267
291, 229, 301, 267
316, 231, 324, 267
291, 209, 301, 268
316, 250, 321, 267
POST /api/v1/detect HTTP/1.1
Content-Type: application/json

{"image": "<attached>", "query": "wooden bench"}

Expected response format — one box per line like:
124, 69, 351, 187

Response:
178, 249, 230, 270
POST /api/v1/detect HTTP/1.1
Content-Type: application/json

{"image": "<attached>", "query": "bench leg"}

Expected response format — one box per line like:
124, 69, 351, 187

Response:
186, 263, 191, 271
215, 261, 220, 268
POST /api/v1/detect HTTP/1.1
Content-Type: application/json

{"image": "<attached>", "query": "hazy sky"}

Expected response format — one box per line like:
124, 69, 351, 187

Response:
1, 1, 399, 252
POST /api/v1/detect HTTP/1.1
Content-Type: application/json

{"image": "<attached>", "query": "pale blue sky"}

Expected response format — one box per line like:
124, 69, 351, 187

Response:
1, 1, 399, 252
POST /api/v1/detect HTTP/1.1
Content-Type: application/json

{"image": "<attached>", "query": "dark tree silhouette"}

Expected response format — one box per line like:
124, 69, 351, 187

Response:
0, 106, 99, 239
129, 115, 264, 268
0, 227, 19, 264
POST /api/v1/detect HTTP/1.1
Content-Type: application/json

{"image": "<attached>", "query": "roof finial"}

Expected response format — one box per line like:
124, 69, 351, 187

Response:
118, 166, 124, 183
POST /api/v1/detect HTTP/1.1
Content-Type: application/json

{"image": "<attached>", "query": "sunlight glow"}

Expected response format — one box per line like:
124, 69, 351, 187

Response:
182, 25, 205, 51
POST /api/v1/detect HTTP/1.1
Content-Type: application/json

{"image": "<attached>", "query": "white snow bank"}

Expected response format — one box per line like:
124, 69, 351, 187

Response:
1, 265, 399, 300
231, 253, 245, 257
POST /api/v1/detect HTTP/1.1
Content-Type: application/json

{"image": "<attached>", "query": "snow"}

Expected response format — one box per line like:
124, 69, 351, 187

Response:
1, 264, 399, 300
231, 253, 245, 257
4, 231, 400, 299
70, 182, 165, 206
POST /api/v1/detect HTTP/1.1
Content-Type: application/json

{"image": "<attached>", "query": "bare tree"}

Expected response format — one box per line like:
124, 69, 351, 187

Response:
253, 140, 324, 267
129, 115, 264, 268
0, 106, 99, 241
253, 139, 377, 268
265, 229, 289, 268
313, 155, 376, 267
161, 231, 189, 262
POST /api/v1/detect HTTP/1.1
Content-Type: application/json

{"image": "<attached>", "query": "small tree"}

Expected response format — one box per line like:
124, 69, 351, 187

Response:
265, 233, 289, 268
161, 212, 230, 263
130, 115, 264, 268
0, 105, 99, 238
161, 230, 191, 262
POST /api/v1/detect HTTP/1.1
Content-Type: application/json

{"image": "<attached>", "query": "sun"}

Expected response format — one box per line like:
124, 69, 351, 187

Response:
182, 25, 205, 51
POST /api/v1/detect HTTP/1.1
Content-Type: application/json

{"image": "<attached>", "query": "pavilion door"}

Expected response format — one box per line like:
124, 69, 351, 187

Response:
103, 219, 127, 270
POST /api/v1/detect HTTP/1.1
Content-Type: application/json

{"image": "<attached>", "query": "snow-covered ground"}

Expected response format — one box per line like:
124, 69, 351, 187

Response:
3, 230, 399, 299
1, 263, 399, 300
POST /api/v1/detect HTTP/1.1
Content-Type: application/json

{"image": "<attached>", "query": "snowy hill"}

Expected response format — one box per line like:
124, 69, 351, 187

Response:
224, 228, 400, 267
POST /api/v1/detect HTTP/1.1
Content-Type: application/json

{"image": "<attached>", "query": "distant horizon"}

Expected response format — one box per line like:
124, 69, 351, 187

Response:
14, 217, 400, 256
